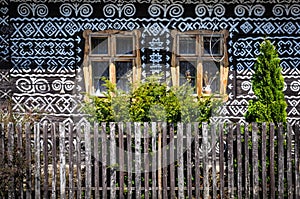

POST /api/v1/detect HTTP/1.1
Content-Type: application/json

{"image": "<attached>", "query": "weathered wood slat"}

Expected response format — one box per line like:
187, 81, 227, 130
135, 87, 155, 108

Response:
59, 123, 66, 199
34, 122, 41, 199
244, 123, 250, 199
236, 123, 242, 199
144, 122, 149, 199
186, 123, 192, 199
169, 123, 176, 199
7, 122, 15, 198
151, 122, 157, 199
43, 122, 49, 199
101, 122, 107, 199
261, 123, 267, 199
51, 123, 57, 199
295, 124, 300, 198
286, 123, 293, 199
76, 123, 82, 199
126, 122, 132, 199
278, 123, 284, 199
162, 122, 168, 199
158, 123, 162, 199
110, 122, 117, 199
68, 123, 74, 199
202, 123, 209, 199
25, 122, 32, 199
219, 123, 225, 199
252, 123, 259, 198
0, 123, 4, 163
177, 123, 184, 199
16, 123, 23, 198
194, 123, 200, 199
118, 122, 125, 199
211, 124, 217, 199
93, 123, 100, 198
269, 123, 275, 199
135, 122, 142, 199
227, 123, 234, 199
85, 122, 92, 199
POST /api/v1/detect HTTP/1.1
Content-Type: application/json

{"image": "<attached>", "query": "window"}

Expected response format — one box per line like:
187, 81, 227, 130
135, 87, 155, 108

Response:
83, 30, 141, 96
171, 30, 229, 97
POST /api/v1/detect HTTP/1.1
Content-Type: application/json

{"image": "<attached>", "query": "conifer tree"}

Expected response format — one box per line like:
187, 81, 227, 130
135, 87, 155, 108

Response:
245, 40, 287, 123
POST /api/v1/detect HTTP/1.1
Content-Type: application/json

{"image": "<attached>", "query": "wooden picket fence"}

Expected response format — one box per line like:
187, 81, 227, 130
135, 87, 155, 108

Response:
0, 121, 299, 198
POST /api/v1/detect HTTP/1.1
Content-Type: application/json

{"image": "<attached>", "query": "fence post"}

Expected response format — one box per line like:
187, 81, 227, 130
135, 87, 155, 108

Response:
59, 122, 66, 199
34, 122, 41, 199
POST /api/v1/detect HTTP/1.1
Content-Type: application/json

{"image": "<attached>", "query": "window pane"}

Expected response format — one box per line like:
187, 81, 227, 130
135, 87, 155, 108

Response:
179, 37, 196, 54
203, 37, 221, 55
92, 61, 109, 94
116, 61, 133, 92
202, 61, 220, 93
179, 61, 196, 92
91, 37, 108, 54
116, 37, 134, 55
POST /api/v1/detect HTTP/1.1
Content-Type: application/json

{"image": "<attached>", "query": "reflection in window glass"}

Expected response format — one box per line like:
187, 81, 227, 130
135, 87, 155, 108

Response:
116, 37, 134, 55
91, 37, 109, 54
92, 61, 109, 94
116, 61, 133, 92
179, 37, 196, 54
203, 37, 221, 55
202, 61, 220, 93
179, 61, 196, 92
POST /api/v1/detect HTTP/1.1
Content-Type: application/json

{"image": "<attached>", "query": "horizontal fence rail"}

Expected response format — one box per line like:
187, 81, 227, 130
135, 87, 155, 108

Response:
0, 122, 299, 198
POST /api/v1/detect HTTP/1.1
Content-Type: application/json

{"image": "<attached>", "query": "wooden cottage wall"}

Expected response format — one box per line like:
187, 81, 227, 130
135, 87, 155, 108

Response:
0, 0, 300, 124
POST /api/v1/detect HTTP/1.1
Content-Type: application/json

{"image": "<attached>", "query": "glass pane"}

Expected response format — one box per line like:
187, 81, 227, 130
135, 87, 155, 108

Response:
91, 37, 108, 54
179, 36, 196, 54
203, 37, 221, 55
202, 61, 220, 93
116, 37, 134, 55
92, 61, 109, 94
116, 61, 133, 92
179, 61, 196, 92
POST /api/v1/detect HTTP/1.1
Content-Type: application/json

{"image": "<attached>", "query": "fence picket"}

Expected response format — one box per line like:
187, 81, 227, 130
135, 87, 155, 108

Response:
119, 122, 125, 199
151, 122, 157, 199
244, 123, 250, 199
25, 122, 32, 199
76, 123, 82, 199
144, 122, 149, 199
269, 123, 275, 199
126, 122, 132, 199
0, 123, 4, 163
287, 123, 293, 199
85, 122, 92, 199
162, 122, 168, 199
16, 123, 23, 198
261, 123, 267, 199
194, 123, 200, 199
177, 123, 184, 199
169, 123, 175, 199
135, 122, 142, 199
43, 122, 49, 199
34, 122, 41, 199
68, 123, 74, 199
219, 123, 225, 199
252, 123, 259, 198
236, 123, 242, 199
8, 122, 15, 198
278, 123, 284, 199
157, 122, 162, 199
51, 123, 57, 199
211, 124, 217, 199
186, 123, 192, 199
202, 123, 209, 199
295, 124, 300, 198
110, 122, 117, 199
94, 123, 100, 198
59, 123, 66, 199
101, 122, 107, 199
227, 123, 234, 198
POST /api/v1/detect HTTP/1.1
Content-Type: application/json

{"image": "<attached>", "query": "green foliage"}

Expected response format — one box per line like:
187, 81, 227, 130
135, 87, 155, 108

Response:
84, 75, 221, 124
245, 39, 287, 123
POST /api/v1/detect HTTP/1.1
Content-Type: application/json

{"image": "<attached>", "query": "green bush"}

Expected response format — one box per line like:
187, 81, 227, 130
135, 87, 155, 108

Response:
83, 75, 221, 124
